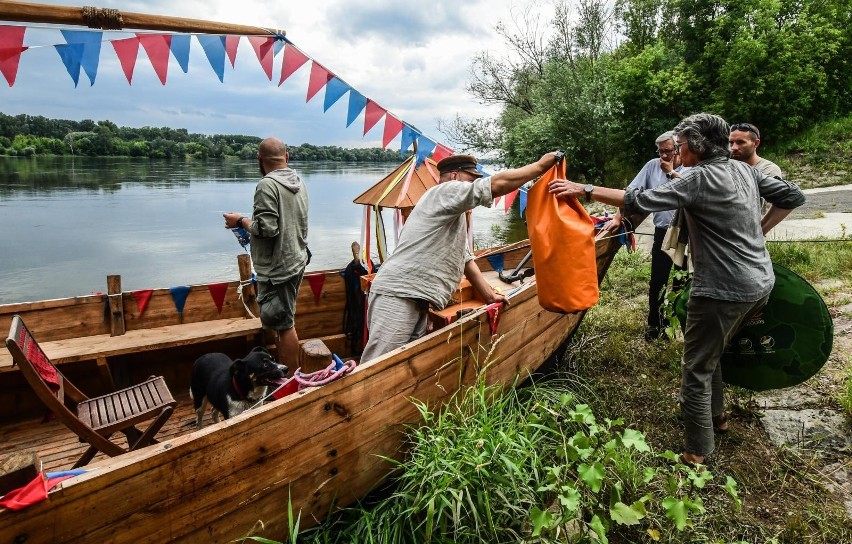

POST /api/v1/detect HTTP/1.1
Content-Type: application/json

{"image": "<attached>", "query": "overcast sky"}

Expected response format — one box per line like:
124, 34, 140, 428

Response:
2, 0, 534, 149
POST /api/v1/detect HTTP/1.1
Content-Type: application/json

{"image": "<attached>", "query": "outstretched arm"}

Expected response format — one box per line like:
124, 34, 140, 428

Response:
548, 179, 626, 207
491, 152, 561, 198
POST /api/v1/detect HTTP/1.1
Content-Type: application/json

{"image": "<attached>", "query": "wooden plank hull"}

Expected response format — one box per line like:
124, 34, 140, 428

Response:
0, 236, 621, 542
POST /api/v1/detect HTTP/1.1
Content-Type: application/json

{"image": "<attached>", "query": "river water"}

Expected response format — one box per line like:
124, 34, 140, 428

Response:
0, 156, 526, 304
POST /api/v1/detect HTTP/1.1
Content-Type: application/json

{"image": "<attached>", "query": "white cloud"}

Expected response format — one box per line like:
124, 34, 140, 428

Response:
2, 0, 524, 148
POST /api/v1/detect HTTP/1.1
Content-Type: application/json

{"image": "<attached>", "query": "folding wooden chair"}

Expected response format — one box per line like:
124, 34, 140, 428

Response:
6, 315, 176, 468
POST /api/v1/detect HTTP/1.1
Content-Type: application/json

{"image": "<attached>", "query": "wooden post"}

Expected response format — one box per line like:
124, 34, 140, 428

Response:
237, 254, 259, 318
107, 274, 125, 336
299, 339, 332, 373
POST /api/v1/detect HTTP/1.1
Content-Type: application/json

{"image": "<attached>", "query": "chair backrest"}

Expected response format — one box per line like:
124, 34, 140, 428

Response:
6, 315, 84, 418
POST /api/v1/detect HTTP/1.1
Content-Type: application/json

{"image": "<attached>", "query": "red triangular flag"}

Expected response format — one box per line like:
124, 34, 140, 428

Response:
382, 115, 403, 149
485, 302, 502, 335
503, 189, 519, 211
110, 37, 139, 84
279, 42, 309, 86
132, 289, 153, 316
207, 282, 229, 313
225, 35, 240, 67
0, 25, 28, 87
306, 274, 325, 304
138, 34, 171, 85
306, 61, 333, 102
432, 144, 453, 163
247, 36, 274, 80
363, 100, 386, 136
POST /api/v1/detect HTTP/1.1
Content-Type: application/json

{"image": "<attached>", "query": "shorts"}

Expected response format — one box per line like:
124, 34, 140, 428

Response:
256, 273, 303, 331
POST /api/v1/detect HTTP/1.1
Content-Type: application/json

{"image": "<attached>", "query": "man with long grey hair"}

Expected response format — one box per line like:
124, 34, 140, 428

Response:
548, 113, 805, 465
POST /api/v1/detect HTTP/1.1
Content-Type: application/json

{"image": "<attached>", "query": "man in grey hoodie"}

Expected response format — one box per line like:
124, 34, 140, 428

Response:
224, 137, 309, 368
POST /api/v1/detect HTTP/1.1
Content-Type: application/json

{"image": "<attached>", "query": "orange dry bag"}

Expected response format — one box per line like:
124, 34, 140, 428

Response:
526, 161, 599, 313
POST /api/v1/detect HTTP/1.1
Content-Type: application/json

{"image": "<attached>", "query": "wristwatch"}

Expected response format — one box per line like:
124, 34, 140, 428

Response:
584, 184, 594, 202
665, 171, 677, 180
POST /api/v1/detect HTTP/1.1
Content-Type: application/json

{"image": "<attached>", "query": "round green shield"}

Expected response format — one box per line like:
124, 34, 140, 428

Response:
673, 263, 833, 391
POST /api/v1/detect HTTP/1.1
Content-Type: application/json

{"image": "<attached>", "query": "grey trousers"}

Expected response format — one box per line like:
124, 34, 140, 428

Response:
681, 294, 770, 456
360, 292, 429, 364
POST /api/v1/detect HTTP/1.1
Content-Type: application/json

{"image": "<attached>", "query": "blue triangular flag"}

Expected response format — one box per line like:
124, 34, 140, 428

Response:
273, 38, 284, 56
519, 186, 528, 217
415, 137, 436, 166
197, 35, 226, 82
61, 30, 102, 85
231, 227, 250, 249
346, 90, 367, 127
170, 34, 191, 73
54, 43, 85, 87
485, 254, 504, 273
324, 77, 350, 112
399, 125, 418, 156
169, 286, 192, 315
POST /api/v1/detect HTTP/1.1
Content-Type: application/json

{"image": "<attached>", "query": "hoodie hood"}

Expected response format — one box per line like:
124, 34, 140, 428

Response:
264, 168, 302, 194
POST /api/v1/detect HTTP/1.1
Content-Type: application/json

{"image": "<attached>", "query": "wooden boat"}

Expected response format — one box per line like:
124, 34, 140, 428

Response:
0, 2, 625, 540
0, 234, 622, 542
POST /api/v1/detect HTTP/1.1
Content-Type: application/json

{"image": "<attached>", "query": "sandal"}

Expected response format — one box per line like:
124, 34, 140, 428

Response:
678, 452, 706, 469
712, 413, 729, 434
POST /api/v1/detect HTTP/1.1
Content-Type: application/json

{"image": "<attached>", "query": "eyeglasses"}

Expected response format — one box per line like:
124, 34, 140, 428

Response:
656, 147, 675, 156
730, 123, 760, 138
673, 142, 683, 151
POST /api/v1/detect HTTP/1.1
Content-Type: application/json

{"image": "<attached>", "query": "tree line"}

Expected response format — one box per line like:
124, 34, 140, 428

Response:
0, 112, 404, 162
443, 0, 852, 184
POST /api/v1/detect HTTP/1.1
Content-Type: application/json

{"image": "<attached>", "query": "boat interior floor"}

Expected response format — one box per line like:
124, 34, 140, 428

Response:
1, 392, 210, 473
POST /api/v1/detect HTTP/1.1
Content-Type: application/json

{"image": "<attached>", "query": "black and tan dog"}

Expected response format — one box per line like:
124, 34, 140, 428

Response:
190, 347, 287, 429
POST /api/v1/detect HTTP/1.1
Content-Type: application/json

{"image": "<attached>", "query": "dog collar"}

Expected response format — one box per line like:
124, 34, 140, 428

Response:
231, 376, 246, 400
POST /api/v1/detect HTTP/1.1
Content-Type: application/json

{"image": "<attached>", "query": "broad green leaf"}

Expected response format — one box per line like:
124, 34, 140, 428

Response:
589, 514, 609, 544
610, 501, 644, 525
689, 468, 713, 488
643, 467, 657, 483
660, 450, 680, 462
559, 392, 574, 406
571, 404, 596, 425
662, 496, 689, 531
685, 496, 705, 515
529, 507, 554, 537
559, 484, 581, 514
725, 476, 742, 511
579, 461, 605, 493
621, 428, 651, 452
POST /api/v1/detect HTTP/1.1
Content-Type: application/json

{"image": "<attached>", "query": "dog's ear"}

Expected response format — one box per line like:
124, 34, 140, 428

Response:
230, 359, 245, 375
251, 346, 271, 356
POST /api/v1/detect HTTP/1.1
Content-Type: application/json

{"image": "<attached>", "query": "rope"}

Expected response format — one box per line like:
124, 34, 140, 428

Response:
81, 6, 124, 30
294, 359, 357, 388
236, 277, 257, 318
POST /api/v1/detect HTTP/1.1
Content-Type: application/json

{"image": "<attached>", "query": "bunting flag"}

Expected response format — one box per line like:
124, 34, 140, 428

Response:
306, 61, 332, 102
485, 254, 504, 273
110, 36, 140, 84
207, 282, 229, 313
485, 302, 502, 336
432, 144, 453, 163
0, 25, 27, 87
0, 471, 83, 511
399, 125, 418, 155
363, 100, 386, 135
519, 186, 529, 217
503, 188, 519, 211
132, 289, 154, 317
382, 115, 403, 149
225, 35, 240, 68
279, 42, 308, 86
54, 42, 85, 86
169, 285, 191, 315
323, 77, 350, 112
306, 273, 325, 304
197, 35, 226, 82
60, 30, 102, 85
248, 35, 274, 80
170, 33, 191, 73
415, 136, 436, 165
138, 33, 172, 85
346, 90, 367, 127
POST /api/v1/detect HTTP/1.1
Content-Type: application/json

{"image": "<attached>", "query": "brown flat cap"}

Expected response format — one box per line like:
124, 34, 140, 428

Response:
436, 154, 483, 178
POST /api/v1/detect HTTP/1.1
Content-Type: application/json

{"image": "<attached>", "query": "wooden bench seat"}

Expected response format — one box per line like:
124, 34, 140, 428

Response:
0, 317, 262, 373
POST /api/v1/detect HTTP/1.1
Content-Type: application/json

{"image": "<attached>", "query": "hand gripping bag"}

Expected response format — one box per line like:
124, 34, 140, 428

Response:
526, 162, 599, 313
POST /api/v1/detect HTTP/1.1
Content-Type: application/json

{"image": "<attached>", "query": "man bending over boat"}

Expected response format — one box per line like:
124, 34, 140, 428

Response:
224, 137, 309, 369
360, 151, 562, 364
548, 113, 805, 466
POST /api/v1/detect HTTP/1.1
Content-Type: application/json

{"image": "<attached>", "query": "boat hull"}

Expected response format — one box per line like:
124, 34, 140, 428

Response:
0, 237, 621, 542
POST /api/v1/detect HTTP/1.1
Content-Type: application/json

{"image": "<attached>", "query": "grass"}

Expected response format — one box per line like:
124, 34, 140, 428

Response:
839, 359, 852, 419
767, 115, 852, 189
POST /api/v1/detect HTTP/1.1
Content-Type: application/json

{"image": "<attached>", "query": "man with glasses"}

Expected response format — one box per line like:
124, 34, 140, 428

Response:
606, 131, 688, 340
548, 113, 805, 466
729, 123, 784, 178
